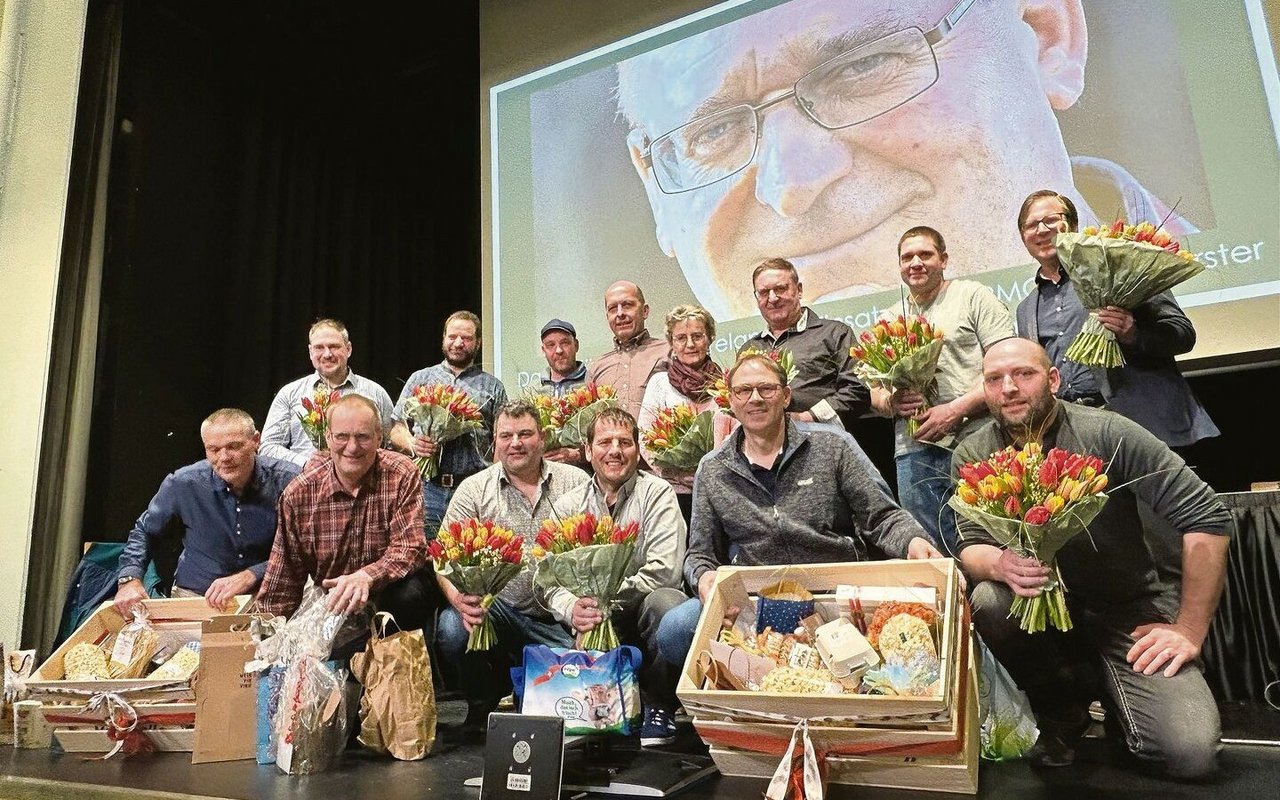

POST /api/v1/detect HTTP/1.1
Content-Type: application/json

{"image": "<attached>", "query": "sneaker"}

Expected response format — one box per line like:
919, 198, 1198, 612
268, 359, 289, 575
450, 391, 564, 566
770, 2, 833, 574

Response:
640, 707, 678, 748
1028, 732, 1077, 768
1088, 700, 1106, 724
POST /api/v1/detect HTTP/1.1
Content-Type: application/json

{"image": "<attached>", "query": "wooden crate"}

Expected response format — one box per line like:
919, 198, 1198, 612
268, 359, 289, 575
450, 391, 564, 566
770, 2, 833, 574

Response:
678, 559, 963, 724
704, 633, 980, 795
28, 596, 250, 703
53, 728, 196, 753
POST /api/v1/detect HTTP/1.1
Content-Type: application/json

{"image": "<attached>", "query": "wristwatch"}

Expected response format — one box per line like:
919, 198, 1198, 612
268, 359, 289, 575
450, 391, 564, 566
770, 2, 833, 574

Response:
117, 576, 138, 586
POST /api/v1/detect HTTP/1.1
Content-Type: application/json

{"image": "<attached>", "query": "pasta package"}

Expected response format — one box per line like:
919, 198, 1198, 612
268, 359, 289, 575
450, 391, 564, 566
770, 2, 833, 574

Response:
149, 641, 201, 681
63, 643, 111, 681
109, 607, 160, 679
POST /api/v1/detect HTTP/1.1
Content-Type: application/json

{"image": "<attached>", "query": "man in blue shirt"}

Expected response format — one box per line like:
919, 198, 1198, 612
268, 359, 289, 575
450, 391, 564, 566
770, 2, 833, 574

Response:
390, 311, 509, 533
114, 408, 300, 614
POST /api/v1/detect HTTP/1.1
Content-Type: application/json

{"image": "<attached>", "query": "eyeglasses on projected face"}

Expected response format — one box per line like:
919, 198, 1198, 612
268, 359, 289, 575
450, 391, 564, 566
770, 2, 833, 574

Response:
639, 0, 978, 194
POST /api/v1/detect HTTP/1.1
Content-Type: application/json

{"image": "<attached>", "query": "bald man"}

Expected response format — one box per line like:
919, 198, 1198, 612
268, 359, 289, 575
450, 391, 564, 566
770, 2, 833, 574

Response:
586, 281, 669, 418
953, 338, 1230, 777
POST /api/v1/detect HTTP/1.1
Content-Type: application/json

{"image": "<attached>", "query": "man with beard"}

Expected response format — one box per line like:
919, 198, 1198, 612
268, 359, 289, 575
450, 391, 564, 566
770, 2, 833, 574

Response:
954, 338, 1229, 777
391, 311, 509, 532
436, 400, 589, 738
260, 318, 395, 467
538, 318, 588, 466
739, 258, 870, 431
586, 281, 669, 419
115, 408, 300, 614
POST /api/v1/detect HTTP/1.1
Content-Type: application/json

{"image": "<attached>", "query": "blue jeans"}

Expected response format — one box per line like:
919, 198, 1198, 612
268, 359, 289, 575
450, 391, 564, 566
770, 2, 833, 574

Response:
422, 481, 455, 536
896, 444, 958, 555
655, 597, 704, 669
438, 598, 573, 709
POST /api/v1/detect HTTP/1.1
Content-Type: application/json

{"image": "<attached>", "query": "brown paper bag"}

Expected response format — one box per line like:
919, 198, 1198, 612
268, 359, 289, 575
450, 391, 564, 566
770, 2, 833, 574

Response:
192, 615, 262, 764
349, 612, 435, 760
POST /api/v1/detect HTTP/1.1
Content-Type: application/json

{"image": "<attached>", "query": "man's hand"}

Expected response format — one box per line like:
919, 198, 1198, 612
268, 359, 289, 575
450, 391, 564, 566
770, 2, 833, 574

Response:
570, 596, 603, 634
321, 569, 375, 615
413, 434, 439, 459
889, 389, 926, 419
906, 537, 944, 560
544, 446, 582, 464
205, 570, 256, 611
991, 549, 1051, 598
697, 570, 718, 604
113, 579, 148, 617
911, 401, 964, 442
1096, 306, 1138, 345
1127, 621, 1200, 678
447, 588, 487, 633
787, 411, 816, 423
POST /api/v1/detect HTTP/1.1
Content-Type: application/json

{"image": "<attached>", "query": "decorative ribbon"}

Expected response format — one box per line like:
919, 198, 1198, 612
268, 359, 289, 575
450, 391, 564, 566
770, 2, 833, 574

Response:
765, 720, 824, 800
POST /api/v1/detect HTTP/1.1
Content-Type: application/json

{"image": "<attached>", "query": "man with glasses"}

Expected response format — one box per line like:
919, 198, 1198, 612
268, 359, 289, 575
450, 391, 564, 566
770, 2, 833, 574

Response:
1014, 190, 1217, 448
436, 400, 589, 740
260, 318, 395, 467
257, 394, 434, 627
654, 352, 940, 668
615, 0, 1193, 321
740, 257, 870, 431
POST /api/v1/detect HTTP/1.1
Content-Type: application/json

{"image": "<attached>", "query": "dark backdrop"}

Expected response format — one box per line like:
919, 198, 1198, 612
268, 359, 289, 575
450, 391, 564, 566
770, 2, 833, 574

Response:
77, 0, 1276, 545
81, 0, 479, 539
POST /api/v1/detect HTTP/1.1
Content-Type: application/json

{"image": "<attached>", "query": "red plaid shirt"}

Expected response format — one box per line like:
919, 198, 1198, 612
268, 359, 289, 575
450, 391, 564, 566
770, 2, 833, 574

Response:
256, 449, 426, 617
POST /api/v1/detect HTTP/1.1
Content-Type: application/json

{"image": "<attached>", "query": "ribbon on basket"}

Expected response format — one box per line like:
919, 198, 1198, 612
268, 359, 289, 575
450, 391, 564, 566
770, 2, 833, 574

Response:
765, 720, 824, 800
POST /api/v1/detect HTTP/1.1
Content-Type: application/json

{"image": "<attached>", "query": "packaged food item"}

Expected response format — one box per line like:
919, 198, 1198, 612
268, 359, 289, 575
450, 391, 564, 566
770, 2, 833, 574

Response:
759, 666, 843, 695
813, 617, 880, 690
63, 643, 111, 681
861, 614, 942, 697
866, 601, 937, 651
756, 579, 815, 635
149, 641, 201, 681
109, 607, 161, 679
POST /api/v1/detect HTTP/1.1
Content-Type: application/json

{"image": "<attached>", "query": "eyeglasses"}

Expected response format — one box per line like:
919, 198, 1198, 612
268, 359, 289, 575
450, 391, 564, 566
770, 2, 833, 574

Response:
329, 432, 376, 446
638, 0, 978, 194
729, 383, 784, 401
672, 332, 709, 345
753, 283, 797, 301
1021, 213, 1069, 234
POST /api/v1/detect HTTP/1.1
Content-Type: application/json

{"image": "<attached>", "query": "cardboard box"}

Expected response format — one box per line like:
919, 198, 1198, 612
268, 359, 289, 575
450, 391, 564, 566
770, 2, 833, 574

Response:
679, 560, 977, 794
192, 614, 264, 763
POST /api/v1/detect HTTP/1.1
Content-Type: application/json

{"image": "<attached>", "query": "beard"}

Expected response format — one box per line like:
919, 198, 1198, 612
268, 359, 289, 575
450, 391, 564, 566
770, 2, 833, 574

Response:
445, 348, 477, 369
995, 393, 1059, 442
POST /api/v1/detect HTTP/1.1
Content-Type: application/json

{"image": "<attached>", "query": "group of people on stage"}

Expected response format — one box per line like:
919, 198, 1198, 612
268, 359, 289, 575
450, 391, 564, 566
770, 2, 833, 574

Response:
111, 189, 1227, 778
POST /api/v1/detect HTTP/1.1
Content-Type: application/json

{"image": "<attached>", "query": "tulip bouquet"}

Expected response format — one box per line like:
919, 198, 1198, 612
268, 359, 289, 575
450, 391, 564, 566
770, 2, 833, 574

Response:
641, 402, 716, 472
298, 387, 341, 449
398, 384, 484, 480
538, 383, 618, 449
707, 347, 796, 414
1056, 220, 1205, 368
428, 518, 527, 651
533, 514, 640, 651
949, 442, 1109, 633
849, 315, 946, 437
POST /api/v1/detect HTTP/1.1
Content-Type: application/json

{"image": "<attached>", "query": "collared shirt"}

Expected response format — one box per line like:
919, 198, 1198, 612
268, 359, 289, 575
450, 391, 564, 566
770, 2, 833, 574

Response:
260, 371, 396, 467
741, 308, 871, 426
1033, 268, 1101, 401
540, 362, 588, 397
118, 456, 301, 594
393, 362, 508, 479
544, 471, 687, 623
256, 450, 427, 617
586, 330, 668, 419
442, 459, 590, 618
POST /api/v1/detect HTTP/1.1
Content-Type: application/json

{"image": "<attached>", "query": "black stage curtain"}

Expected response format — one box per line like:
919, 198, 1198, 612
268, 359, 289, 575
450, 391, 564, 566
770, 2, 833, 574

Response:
1203, 490, 1280, 703
80, 0, 479, 540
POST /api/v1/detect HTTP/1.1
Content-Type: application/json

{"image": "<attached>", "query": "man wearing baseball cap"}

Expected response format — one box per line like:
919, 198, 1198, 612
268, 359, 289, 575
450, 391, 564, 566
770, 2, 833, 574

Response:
539, 318, 588, 465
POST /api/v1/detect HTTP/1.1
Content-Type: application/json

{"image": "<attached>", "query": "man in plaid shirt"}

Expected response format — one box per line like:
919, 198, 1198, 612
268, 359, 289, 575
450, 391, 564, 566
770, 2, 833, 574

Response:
257, 394, 432, 628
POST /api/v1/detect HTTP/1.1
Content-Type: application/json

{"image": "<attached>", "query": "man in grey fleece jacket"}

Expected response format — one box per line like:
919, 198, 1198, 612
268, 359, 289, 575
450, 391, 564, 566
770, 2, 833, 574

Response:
654, 353, 941, 666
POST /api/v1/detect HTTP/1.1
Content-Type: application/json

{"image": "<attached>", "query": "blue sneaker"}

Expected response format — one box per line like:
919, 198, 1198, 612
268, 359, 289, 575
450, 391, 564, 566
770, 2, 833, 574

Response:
640, 707, 677, 747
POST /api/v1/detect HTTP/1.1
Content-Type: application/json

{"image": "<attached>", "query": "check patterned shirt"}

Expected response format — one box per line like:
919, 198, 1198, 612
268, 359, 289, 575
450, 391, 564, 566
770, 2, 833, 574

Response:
393, 362, 508, 480
256, 450, 427, 617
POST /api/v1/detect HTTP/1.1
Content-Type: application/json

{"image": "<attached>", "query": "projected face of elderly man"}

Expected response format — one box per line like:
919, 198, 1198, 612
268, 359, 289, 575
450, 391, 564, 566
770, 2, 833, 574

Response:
618, 0, 1089, 320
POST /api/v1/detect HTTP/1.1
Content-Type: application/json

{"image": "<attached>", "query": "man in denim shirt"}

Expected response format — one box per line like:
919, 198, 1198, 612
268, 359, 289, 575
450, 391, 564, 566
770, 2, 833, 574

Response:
114, 408, 300, 615
390, 311, 509, 533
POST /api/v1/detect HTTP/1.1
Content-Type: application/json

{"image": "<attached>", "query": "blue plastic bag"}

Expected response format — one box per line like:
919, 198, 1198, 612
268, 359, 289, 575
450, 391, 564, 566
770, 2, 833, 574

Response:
514, 646, 642, 736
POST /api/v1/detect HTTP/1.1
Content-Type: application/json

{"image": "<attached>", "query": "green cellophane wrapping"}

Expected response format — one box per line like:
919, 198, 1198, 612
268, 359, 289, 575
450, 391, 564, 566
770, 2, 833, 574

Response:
534, 541, 637, 652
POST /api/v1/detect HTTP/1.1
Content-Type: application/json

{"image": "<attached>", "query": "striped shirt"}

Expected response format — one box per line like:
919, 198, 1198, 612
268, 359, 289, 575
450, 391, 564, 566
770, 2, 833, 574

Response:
256, 449, 427, 617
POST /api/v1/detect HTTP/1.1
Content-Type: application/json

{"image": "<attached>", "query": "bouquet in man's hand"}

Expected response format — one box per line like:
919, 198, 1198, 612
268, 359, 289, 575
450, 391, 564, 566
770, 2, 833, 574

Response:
1056, 221, 1205, 368
429, 518, 527, 652
538, 383, 617, 449
850, 315, 945, 437
398, 384, 484, 480
533, 514, 639, 652
641, 403, 716, 472
298, 387, 341, 449
949, 442, 1109, 633
707, 347, 796, 415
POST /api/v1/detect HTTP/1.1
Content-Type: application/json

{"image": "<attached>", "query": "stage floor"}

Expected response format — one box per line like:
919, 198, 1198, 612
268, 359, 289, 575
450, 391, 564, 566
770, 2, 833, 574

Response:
3, 700, 1277, 800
